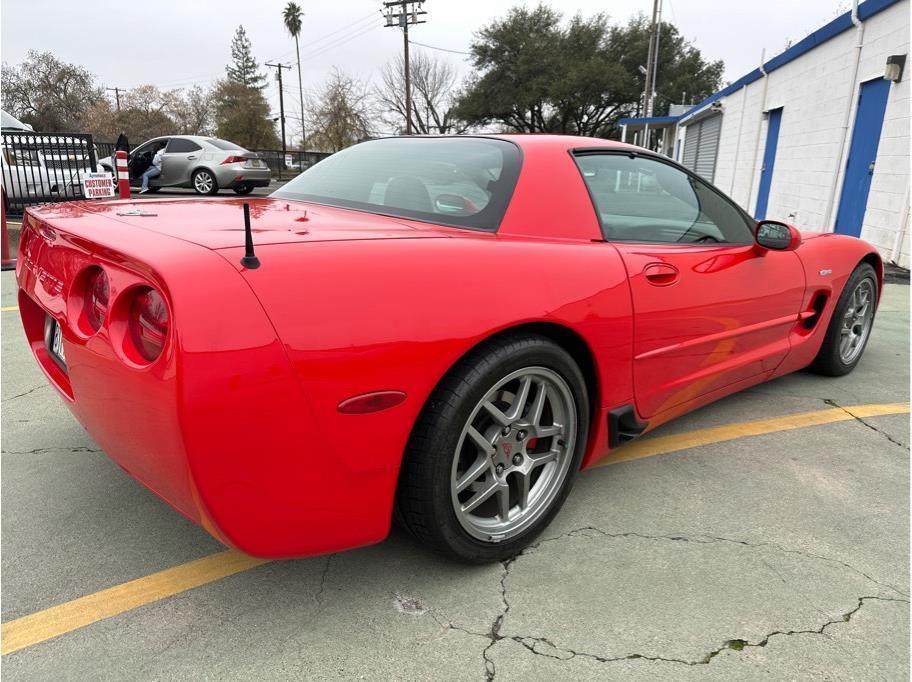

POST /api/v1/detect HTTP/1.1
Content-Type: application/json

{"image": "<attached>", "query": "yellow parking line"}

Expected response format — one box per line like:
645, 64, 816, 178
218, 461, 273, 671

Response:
1, 402, 907, 655
594, 403, 910, 467
1, 550, 268, 656
1, 306, 19, 312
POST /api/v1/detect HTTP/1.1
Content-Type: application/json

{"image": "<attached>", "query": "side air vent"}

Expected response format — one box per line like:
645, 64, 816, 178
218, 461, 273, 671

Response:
802, 292, 829, 330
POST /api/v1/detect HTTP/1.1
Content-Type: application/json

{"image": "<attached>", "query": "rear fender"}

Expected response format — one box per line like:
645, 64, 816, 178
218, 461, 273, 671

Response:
227, 235, 636, 539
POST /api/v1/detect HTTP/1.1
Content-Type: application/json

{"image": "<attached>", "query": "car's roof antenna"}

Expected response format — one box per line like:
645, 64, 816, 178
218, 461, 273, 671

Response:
240, 202, 260, 270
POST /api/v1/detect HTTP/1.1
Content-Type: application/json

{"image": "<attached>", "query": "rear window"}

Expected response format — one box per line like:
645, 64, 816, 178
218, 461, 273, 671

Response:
271, 137, 522, 231
206, 138, 245, 151
167, 138, 202, 153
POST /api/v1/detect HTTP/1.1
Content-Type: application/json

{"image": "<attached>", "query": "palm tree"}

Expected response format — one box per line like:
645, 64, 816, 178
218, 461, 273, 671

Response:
282, 2, 306, 149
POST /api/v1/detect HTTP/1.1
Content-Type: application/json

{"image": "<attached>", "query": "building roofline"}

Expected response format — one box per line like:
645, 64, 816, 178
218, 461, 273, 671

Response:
620, 0, 901, 127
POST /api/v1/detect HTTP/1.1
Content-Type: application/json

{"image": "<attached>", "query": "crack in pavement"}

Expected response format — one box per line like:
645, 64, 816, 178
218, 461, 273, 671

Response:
824, 399, 909, 450
313, 554, 334, 606
420, 526, 909, 679
1, 447, 101, 455
508, 595, 909, 667
1, 384, 48, 402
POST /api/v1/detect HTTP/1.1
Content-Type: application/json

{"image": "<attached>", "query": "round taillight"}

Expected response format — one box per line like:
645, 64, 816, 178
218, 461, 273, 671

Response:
84, 269, 109, 332
128, 288, 169, 362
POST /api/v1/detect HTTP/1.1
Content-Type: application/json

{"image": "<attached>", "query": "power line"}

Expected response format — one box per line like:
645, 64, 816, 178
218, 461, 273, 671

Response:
408, 40, 470, 56
297, 23, 381, 62
262, 10, 379, 64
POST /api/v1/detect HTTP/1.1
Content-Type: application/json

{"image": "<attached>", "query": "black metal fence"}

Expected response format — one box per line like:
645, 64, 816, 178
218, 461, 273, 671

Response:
94, 141, 331, 179
2, 132, 98, 217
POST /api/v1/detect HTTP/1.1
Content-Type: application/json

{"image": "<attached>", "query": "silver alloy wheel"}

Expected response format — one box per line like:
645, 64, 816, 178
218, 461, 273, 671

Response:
450, 366, 577, 543
193, 171, 213, 194
839, 278, 875, 364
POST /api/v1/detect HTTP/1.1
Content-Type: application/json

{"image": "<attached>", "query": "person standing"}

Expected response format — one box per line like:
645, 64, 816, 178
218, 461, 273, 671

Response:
140, 144, 165, 193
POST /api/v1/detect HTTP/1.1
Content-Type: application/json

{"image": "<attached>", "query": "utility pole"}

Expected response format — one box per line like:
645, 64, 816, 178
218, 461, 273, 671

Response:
266, 62, 292, 176
650, 0, 663, 117
642, 0, 660, 119
106, 87, 122, 112
383, 1, 427, 135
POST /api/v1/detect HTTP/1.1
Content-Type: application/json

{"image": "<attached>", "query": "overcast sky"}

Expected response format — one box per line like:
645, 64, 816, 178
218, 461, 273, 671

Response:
2, 0, 848, 134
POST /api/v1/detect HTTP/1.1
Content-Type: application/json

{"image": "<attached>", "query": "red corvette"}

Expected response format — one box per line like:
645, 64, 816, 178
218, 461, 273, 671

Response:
16, 135, 881, 562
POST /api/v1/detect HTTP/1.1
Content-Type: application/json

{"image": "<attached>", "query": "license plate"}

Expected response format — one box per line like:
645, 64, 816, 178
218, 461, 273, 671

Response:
247, 159, 263, 168
48, 318, 66, 367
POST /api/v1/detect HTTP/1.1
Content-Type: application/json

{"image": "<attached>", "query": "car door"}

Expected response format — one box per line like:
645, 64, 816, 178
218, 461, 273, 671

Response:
127, 140, 159, 183
161, 138, 202, 186
574, 151, 806, 419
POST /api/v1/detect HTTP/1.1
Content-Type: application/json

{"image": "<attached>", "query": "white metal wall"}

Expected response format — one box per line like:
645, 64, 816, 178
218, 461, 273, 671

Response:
678, 0, 911, 267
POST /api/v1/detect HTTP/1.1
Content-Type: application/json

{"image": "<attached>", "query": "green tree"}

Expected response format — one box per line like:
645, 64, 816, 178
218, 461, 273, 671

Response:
455, 5, 725, 138
226, 26, 267, 90
283, 2, 307, 147
212, 79, 279, 149
607, 14, 724, 117
1, 50, 103, 131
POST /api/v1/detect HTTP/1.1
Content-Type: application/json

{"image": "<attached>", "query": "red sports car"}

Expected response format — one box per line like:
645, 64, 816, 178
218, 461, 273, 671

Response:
16, 135, 881, 563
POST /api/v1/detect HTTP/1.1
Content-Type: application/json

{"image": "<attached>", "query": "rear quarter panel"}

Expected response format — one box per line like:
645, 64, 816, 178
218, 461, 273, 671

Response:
220, 233, 635, 551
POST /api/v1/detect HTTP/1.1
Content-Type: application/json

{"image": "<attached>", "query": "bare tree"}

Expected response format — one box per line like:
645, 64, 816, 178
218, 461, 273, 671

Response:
376, 51, 466, 134
1, 50, 103, 131
306, 69, 374, 152
169, 86, 214, 135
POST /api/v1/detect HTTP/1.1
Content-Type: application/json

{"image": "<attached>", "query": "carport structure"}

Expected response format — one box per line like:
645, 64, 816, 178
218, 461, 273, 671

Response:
618, 115, 679, 159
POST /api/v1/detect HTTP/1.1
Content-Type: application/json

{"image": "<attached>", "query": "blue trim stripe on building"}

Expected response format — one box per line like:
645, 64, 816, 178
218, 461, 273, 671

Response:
620, 0, 902, 127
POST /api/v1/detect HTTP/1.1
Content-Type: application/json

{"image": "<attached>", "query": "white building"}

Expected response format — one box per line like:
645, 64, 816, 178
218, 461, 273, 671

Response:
620, 0, 910, 267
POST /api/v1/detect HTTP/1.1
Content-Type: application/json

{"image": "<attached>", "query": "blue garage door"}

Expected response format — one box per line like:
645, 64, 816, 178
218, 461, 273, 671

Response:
835, 78, 892, 237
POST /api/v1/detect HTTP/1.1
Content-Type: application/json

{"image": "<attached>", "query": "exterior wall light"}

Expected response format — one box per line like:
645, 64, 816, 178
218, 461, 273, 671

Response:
885, 54, 906, 82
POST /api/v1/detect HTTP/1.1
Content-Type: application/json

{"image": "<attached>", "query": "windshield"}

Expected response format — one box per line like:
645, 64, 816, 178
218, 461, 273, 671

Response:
272, 137, 522, 231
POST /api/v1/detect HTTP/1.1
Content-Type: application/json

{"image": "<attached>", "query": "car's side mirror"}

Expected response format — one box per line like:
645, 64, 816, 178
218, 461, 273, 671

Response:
755, 220, 802, 251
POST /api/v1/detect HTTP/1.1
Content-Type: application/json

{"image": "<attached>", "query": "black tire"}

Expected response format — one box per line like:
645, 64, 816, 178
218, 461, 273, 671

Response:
191, 169, 219, 195
396, 334, 590, 563
233, 186, 254, 195
808, 262, 878, 376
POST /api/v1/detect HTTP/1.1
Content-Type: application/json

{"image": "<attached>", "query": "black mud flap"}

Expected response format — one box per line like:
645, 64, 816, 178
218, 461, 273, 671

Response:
607, 405, 648, 449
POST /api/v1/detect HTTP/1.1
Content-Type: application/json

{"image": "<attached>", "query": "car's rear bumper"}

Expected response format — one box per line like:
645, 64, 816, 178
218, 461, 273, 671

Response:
15, 209, 396, 558
214, 166, 271, 189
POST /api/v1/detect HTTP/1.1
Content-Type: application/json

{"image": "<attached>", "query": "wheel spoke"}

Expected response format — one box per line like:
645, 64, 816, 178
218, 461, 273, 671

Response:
456, 454, 491, 493
506, 376, 532, 421
516, 472, 531, 510
528, 449, 558, 467
496, 486, 511, 520
530, 424, 563, 438
528, 382, 547, 425
466, 425, 495, 456
482, 401, 511, 427
462, 480, 500, 513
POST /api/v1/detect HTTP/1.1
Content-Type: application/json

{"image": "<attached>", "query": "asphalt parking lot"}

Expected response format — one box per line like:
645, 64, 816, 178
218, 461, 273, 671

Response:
1, 268, 908, 679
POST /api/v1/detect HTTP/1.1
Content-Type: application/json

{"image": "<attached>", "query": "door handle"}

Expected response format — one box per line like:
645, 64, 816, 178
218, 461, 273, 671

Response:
643, 262, 679, 286
187, 155, 197, 160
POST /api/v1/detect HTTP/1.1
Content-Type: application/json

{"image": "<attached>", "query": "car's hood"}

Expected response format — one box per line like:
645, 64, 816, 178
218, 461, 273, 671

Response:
37, 197, 451, 249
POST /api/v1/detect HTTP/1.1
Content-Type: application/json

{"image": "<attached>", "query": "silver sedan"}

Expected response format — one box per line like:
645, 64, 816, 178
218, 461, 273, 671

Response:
99, 135, 271, 195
